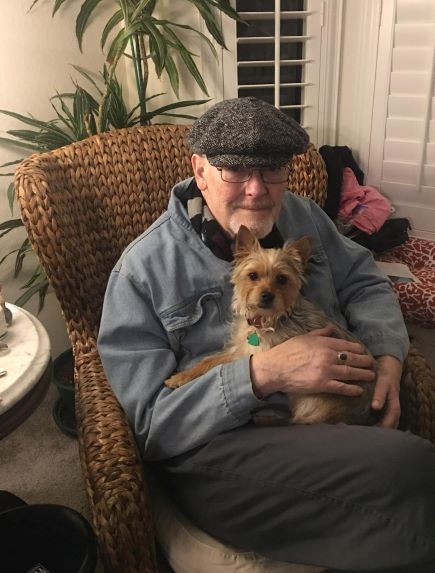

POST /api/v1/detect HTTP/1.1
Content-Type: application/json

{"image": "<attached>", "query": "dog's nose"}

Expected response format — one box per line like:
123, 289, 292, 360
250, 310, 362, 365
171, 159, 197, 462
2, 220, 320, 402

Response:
259, 291, 275, 306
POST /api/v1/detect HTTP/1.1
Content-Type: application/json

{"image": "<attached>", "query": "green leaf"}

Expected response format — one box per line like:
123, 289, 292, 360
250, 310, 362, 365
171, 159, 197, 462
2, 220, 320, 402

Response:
164, 51, 180, 96
7, 182, 16, 214
5, 125, 75, 150
86, 112, 98, 135
175, 43, 209, 95
150, 98, 209, 115
20, 264, 44, 289
0, 218, 23, 239
162, 27, 209, 94
157, 112, 199, 120
131, 0, 156, 21
15, 274, 49, 311
143, 92, 166, 103
208, 0, 246, 25
14, 238, 32, 277
0, 136, 40, 152
28, 0, 41, 12
0, 159, 22, 169
104, 76, 131, 129
76, 0, 105, 52
101, 10, 124, 50
140, 98, 208, 122
0, 109, 75, 142
0, 247, 20, 267
106, 26, 131, 65
37, 282, 50, 313
7, 129, 45, 140
50, 94, 77, 135
166, 20, 218, 59
71, 65, 104, 96
148, 35, 165, 78
188, 0, 226, 48
52, 0, 71, 16
142, 20, 167, 77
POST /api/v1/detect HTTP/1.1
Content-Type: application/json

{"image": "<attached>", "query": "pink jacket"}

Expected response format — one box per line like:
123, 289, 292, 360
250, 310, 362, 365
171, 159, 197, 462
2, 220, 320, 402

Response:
337, 168, 391, 234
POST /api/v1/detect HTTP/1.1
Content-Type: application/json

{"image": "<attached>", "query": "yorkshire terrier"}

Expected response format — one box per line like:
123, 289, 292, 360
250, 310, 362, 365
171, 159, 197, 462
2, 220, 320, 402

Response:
166, 226, 379, 425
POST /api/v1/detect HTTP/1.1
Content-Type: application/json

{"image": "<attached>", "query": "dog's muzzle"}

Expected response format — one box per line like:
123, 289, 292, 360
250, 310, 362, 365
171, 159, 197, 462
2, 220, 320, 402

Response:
258, 291, 275, 308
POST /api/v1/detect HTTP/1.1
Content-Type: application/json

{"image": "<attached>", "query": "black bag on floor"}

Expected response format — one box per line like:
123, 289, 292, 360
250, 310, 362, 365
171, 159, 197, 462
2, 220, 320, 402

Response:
351, 218, 411, 253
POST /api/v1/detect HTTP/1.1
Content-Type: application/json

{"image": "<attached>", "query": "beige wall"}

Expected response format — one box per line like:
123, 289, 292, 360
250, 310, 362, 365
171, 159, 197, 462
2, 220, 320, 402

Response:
0, 1, 112, 357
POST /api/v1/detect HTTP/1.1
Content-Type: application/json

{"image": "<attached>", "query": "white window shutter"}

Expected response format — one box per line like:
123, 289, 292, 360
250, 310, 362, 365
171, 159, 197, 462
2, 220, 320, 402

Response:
221, 0, 335, 145
368, 0, 435, 234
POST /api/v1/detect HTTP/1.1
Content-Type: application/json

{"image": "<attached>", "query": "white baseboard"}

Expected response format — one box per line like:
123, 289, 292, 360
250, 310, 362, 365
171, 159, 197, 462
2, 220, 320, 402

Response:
409, 230, 435, 241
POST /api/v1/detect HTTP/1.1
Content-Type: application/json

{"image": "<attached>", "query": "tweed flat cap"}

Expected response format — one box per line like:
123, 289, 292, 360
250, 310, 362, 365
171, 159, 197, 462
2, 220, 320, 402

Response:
186, 97, 309, 168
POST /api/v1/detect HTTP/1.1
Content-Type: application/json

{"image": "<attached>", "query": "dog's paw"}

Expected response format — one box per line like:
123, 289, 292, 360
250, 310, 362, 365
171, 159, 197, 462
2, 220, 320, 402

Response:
165, 372, 191, 388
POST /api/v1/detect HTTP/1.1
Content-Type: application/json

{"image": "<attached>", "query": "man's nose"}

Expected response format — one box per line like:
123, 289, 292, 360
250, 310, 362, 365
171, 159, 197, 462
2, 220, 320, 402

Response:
245, 170, 267, 195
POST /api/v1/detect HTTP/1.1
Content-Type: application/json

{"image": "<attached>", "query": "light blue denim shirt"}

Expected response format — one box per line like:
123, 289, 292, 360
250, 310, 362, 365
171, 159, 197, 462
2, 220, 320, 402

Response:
98, 178, 409, 460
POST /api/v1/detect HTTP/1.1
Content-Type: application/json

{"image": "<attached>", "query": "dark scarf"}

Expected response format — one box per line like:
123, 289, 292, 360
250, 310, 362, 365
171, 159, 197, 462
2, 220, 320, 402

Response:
178, 179, 284, 261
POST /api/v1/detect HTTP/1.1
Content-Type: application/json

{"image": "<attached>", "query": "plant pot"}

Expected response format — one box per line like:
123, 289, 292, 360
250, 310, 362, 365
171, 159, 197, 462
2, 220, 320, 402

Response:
52, 348, 77, 438
0, 502, 97, 573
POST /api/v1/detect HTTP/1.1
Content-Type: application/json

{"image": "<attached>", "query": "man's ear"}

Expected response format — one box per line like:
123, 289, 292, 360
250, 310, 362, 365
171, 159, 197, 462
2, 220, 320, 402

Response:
191, 154, 208, 191
235, 225, 259, 257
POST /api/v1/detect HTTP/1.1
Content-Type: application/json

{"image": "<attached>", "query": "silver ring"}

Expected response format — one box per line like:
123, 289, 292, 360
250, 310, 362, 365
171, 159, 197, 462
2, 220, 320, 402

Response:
337, 351, 348, 364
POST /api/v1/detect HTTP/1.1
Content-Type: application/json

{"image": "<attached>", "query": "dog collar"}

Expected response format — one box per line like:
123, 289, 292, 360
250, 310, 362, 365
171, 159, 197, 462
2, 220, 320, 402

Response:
247, 331, 260, 346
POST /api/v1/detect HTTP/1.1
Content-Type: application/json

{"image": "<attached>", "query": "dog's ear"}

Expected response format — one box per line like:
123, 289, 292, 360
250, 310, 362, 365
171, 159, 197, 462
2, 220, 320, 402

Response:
235, 225, 259, 256
285, 235, 312, 266
293, 235, 312, 265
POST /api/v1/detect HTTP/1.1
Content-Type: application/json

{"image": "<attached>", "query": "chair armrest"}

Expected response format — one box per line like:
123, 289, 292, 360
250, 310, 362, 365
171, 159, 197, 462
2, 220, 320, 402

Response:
400, 343, 435, 443
74, 348, 158, 573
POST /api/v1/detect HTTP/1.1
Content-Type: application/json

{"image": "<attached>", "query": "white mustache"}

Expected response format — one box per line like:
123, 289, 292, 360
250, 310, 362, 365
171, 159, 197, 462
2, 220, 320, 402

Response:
232, 201, 275, 210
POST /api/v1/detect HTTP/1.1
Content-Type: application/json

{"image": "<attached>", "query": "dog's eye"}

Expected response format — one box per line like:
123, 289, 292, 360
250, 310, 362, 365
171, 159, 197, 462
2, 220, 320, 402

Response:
248, 272, 258, 281
276, 275, 287, 285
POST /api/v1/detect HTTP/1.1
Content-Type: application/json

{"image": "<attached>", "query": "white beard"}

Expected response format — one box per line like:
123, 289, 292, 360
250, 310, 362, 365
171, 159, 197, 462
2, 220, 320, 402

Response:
228, 212, 275, 239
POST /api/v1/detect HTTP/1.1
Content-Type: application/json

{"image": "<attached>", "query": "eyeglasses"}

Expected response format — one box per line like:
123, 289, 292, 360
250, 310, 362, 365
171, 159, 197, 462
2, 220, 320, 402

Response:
216, 166, 289, 184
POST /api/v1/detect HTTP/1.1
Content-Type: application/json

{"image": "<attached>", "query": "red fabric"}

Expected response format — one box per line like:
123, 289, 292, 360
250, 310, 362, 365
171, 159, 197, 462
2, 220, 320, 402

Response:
376, 237, 435, 328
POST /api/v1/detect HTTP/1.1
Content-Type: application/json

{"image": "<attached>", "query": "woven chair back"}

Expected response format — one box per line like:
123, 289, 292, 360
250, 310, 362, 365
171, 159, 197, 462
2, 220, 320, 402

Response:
15, 124, 327, 352
16, 125, 192, 350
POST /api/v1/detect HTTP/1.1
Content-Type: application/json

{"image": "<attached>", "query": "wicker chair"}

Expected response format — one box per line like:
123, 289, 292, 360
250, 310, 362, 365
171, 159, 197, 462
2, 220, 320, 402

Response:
15, 124, 435, 573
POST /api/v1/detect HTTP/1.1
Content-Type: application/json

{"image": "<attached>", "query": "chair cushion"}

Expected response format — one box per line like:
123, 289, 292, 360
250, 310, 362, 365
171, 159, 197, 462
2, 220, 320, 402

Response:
376, 237, 435, 328
151, 482, 325, 573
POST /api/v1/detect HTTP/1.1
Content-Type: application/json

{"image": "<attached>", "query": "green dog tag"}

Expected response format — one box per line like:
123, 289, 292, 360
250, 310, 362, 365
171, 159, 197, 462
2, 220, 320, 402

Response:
247, 332, 260, 346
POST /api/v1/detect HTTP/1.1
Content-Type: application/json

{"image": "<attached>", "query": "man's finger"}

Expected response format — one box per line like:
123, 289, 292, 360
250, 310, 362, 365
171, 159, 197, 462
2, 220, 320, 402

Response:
377, 401, 401, 429
325, 380, 364, 397
331, 365, 376, 382
372, 376, 389, 409
306, 324, 336, 337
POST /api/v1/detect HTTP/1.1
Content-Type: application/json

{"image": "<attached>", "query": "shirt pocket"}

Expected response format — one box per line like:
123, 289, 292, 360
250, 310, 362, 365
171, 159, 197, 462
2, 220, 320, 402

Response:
160, 288, 229, 367
303, 248, 342, 321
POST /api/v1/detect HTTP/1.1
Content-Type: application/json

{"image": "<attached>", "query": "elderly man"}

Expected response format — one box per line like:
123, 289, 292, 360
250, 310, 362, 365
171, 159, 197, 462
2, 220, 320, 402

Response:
98, 97, 435, 572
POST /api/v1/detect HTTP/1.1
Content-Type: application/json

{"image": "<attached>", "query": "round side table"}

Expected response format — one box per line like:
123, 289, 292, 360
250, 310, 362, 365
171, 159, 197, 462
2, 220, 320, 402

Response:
0, 304, 51, 439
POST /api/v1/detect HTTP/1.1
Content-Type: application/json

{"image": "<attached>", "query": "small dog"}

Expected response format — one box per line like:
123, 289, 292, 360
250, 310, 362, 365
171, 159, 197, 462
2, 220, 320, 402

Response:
166, 226, 379, 425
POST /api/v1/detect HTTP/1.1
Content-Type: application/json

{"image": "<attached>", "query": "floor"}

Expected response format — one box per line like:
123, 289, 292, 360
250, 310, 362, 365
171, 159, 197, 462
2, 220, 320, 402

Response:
0, 383, 104, 572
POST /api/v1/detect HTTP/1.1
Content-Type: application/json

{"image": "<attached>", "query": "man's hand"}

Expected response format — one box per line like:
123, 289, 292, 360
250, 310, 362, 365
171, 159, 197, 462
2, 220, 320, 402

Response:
372, 355, 402, 429
250, 325, 376, 398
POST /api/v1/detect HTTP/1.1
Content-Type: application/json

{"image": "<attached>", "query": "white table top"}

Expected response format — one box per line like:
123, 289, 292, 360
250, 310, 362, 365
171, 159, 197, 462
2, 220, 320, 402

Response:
0, 304, 51, 414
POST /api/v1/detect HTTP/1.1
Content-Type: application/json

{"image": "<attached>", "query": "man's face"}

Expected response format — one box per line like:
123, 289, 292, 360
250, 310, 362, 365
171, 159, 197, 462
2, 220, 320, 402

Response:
191, 155, 287, 239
